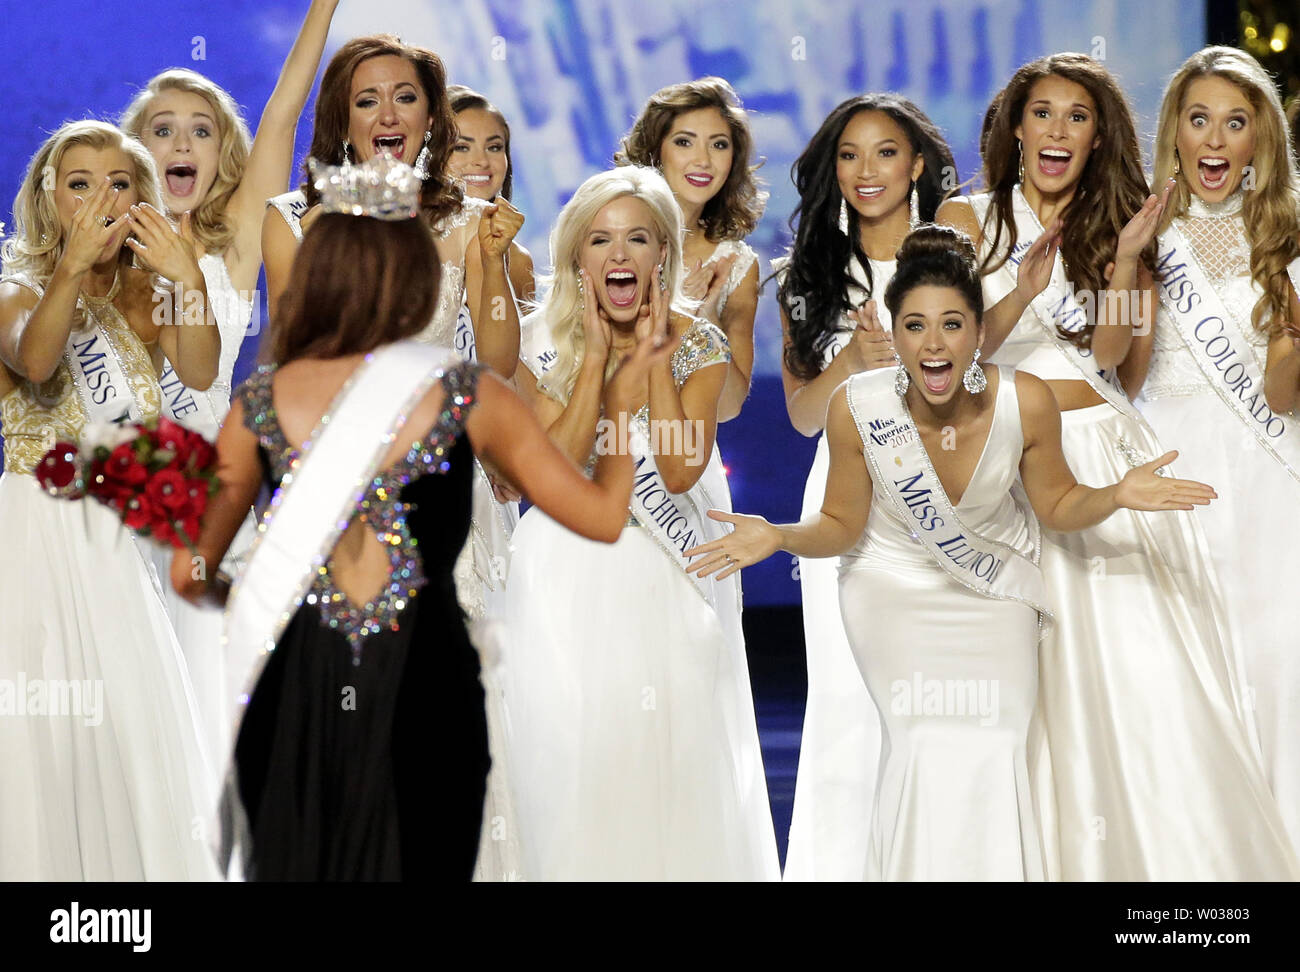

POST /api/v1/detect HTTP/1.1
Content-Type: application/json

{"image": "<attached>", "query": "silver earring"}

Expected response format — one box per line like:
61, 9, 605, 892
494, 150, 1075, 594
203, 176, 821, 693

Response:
893, 353, 910, 397
838, 196, 849, 235
963, 349, 988, 393
413, 130, 433, 179
1016, 139, 1025, 184
1173, 151, 1181, 176
342, 139, 354, 166
909, 179, 920, 227
658, 263, 667, 293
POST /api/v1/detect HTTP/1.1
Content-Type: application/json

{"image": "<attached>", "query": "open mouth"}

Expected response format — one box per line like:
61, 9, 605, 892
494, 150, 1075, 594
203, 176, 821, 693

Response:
855, 185, 885, 200
373, 134, 406, 159
605, 269, 638, 308
920, 359, 954, 394
684, 172, 714, 188
1198, 157, 1231, 190
1037, 147, 1072, 178
462, 173, 492, 184
165, 162, 197, 198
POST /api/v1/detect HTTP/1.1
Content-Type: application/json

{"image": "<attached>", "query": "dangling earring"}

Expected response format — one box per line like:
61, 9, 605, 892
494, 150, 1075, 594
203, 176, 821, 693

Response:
893, 352, 910, 397
909, 179, 920, 227
838, 196, 849, 236
658, 263, 667, 293
1172, 151, 1181, 176
1016, 139, 1025, 184
413, 130, 434, 179
341, 139, 354, 166
963, 348, 988, 394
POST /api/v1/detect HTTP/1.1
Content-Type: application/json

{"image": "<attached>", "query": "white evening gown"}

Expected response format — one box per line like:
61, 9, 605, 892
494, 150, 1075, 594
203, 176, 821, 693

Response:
501, 321, 778, 880
840, 366, 1044, 881
0, 281, 217, 880
784, 255, 892, 881
967, 190, 1298, 879
148, 251, 255, 779
1138, 190, 1300, 853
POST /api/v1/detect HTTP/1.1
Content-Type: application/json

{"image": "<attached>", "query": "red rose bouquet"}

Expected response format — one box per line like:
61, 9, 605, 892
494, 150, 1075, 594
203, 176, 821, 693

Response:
34, 417, 218, 551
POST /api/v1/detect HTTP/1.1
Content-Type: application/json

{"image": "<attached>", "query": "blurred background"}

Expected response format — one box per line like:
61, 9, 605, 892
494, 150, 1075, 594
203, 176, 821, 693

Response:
3, 0, 1297, 859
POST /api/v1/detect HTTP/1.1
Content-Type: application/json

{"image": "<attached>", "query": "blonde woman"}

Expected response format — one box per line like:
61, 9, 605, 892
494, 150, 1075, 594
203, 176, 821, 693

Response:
0, 121, 220, 879
503, 166, 779, 880
1139, 46, 1300, 851
121, 0, 337, 766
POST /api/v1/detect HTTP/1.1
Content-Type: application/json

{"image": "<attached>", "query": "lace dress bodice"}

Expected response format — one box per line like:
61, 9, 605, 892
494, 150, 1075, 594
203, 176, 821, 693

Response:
196, 252, 255, 403
702, 239, 758, 318
0, 272, 161, 473
1145, 191, 1271, 401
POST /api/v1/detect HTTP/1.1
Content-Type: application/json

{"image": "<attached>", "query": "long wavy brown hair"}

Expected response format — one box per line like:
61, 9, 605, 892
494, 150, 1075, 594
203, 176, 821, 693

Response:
1153, 47, 1300, 338
981, 53, 1154, 348
301, 35, 462, 228
615, 76, 766, 242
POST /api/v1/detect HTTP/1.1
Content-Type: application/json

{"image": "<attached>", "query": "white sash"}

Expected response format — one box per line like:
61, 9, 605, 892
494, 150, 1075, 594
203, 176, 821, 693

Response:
986, 187, 1146, 423
267, 190, 308, 243
1155, 225, 1300, 485
846, 367, 1053, 620
455, 302, 477, 362
158, 360, 219, 435
223, 340, 455, 705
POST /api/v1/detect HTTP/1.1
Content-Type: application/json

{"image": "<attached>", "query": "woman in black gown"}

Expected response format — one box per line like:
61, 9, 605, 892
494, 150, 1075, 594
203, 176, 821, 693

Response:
172, 156, 667, 881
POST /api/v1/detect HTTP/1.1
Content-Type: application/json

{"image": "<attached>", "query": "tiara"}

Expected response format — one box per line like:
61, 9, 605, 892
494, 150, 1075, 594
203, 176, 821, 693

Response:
309, 152, 421, 220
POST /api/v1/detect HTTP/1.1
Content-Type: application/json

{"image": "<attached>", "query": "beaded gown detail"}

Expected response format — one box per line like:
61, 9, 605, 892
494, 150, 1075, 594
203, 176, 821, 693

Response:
231, 360, 489, 880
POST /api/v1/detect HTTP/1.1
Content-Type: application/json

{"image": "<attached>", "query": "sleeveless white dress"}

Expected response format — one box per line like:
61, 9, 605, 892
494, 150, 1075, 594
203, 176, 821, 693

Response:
1138, 190, 1300, 852
966, 190, 1298, 880
777, 254, 890, 881
0, 272, 218, 879
841, 367, 1044, 880
148, 251, 256, 776
502, 320, 779, 880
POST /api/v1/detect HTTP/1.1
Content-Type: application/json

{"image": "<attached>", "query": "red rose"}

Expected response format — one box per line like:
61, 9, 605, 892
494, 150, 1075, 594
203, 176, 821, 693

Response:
183, 478, 209, 518
153, 518, 179, 548
188, 434, 216, 474
104, 442, 148, 487
34, 442, 82, 494
176, 516, 202, 549
122, 493, 158, 531
145, 468, 191, 516
153, 418, 192, 469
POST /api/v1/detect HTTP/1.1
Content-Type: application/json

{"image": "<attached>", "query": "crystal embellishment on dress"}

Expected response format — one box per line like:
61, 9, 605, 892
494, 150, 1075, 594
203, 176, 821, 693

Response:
309, 152, 421, 221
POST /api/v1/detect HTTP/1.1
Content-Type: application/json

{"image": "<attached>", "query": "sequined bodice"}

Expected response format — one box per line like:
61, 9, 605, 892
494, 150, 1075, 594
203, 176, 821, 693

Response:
631, 318, 731, 427
0, 272, 161, 473
238, 360, 481, 653
1145, 192, 1270, 401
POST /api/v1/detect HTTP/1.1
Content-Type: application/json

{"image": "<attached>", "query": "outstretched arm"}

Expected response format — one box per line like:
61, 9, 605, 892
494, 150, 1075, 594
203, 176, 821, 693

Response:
686, 382, 872, 578
1015, 371, 1215, 532
226, 0, 338, 287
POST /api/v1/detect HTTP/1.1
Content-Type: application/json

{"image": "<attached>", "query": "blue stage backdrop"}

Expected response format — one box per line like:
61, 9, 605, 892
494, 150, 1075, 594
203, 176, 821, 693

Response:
0, 0, 1203, 604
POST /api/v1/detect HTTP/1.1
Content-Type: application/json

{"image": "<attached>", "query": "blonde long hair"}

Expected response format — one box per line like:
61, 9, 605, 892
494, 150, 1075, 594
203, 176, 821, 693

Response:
3, 121, 164, 307
120, 68, 252, 254
534, 166, 694, 403
1153, 46, 1300, 337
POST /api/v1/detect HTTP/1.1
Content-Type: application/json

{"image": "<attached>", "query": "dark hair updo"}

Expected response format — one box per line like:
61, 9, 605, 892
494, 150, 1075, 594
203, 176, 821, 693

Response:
883, 224, 983, 322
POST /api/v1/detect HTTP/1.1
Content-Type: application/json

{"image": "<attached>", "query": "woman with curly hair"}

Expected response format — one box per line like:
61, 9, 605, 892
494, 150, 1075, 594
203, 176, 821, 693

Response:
940, 52, 1296, 879
1140, 46, 1300, 852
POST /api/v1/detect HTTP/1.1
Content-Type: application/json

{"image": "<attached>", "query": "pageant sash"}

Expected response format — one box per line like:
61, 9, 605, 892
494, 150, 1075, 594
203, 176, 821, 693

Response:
267, 189, 308, 243
455, 301, 477, 362
0, 273, 141, 425
846, 367, 1053, 620
1154, 225, 1300, 485
157, 360, 220, 437
224, 340, 455, 704
986, 187, 1147, 423
625, 416, 734, 612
